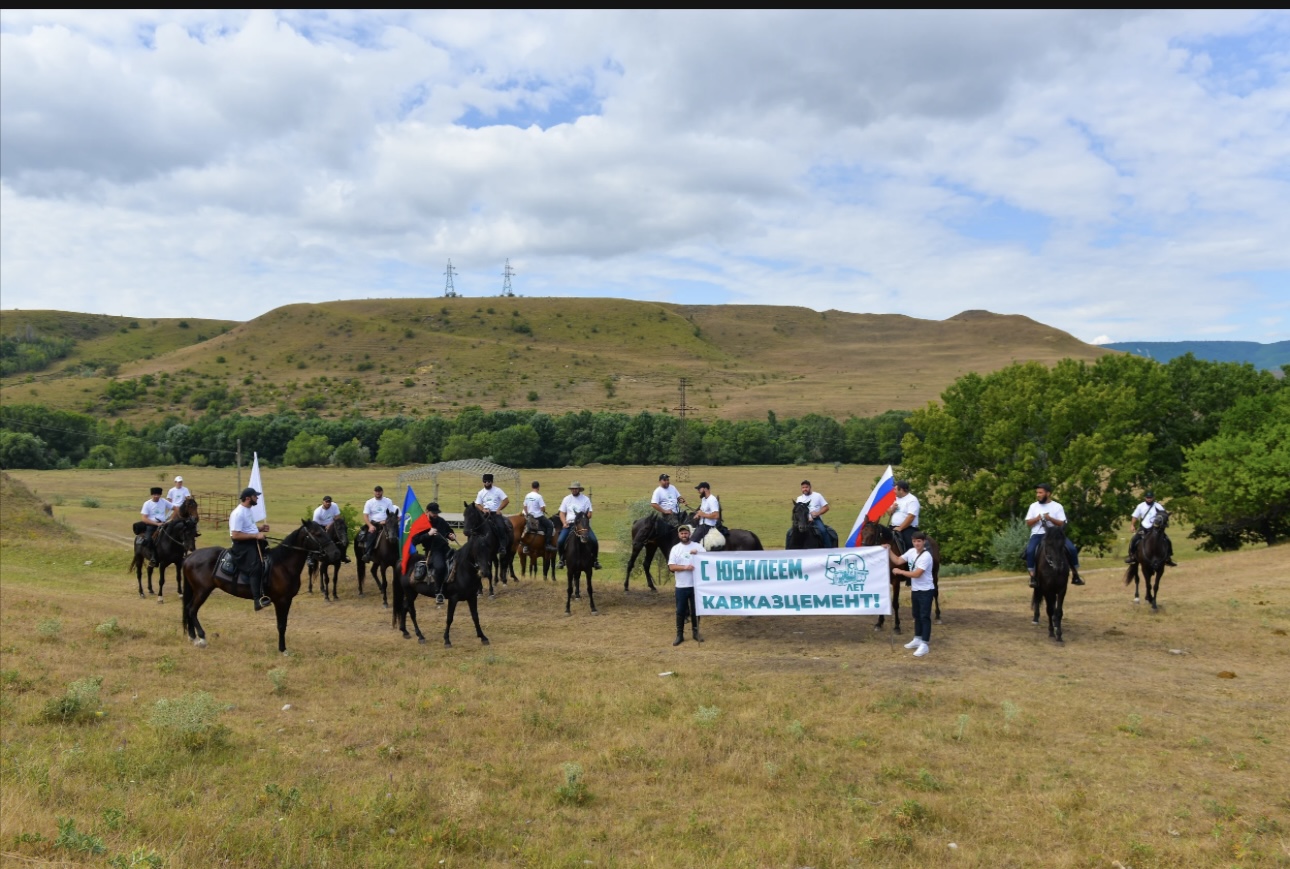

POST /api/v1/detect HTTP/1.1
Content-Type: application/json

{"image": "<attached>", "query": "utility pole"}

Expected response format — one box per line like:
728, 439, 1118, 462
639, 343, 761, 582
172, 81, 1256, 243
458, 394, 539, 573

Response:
674, 377, 691, 482
501, 259, 515, 297
236, 438, 243, 494
444, 259, 459, 297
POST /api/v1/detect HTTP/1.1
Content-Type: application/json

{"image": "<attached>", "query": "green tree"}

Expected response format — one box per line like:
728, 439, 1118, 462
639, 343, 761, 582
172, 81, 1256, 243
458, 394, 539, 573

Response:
901, 360, 1151, 562
0, 431, 51, 469
114, 436, 164, 468
330, 438, 369, 468
1182, 389, 1290, 549
375, 428, 415, 466
284, 431, 332, 467
490, 424, 540, 467
441, 433, 491, 462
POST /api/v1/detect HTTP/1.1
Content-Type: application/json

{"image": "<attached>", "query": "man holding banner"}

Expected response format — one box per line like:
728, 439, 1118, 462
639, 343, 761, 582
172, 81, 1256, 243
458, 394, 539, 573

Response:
885, 531, 934, 657
669, 524, 706, 645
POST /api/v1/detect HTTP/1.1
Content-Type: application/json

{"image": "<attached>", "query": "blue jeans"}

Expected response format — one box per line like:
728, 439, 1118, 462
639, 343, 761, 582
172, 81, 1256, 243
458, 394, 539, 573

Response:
911, 589, 934, 643
557, 525, 598, 550
675, 586, 696, 620
1025, 534, 1079, 571
810, 516, 830, 544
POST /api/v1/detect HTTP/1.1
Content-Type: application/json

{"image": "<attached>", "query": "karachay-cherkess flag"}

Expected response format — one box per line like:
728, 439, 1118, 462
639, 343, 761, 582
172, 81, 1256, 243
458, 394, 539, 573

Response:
400, 486, 431, 573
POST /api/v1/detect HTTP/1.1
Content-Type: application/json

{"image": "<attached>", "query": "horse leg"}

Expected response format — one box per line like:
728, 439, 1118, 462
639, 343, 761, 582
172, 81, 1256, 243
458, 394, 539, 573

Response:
1149, 566, 1162, 611
444, 597, 458, 647
466, 594, 489, 645
1054, 590, 1065, 643
624, 541, 641, 591
356, 558, 366, 597
407, 589, 426, 644
133, 551, 145, 598
644, 542, 659, 592
586, 567, 598, 615
188, 584, 215, 647
1032, 586, 1041, 626
307, 562, 315, 594
892, 580, 901, 635
156, 563, 166, 604
932, 578, 942, 624
565, 570, 573, 616
274, 595, 293, 655
147, 563, 156, 597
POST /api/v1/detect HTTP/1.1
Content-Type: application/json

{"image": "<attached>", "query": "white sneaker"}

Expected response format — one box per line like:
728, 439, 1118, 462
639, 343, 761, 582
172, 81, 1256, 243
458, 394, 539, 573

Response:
903, 637, 923, 649
913, 643, 930, 658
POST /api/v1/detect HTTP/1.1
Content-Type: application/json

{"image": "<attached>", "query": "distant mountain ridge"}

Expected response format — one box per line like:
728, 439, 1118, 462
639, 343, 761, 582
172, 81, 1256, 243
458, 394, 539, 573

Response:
1104, 340, 1289, 371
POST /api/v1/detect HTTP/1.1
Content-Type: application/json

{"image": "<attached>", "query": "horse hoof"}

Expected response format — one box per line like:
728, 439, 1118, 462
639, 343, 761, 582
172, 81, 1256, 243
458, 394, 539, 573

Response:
157, 597, 164, 604
1031, 618, 1040, 625
592, 609, 600, 615
1134, 598, 1140, 604
934, 618, 942, 625
481, 638, 490, 645
193, 638, 207, 648
139, 593, 145, 599
444, 641, 453, 649
418, 638, 426, 645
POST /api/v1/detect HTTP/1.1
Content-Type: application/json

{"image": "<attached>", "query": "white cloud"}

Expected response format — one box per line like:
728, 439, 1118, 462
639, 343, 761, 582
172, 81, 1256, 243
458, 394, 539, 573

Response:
1, 10, 1288, 342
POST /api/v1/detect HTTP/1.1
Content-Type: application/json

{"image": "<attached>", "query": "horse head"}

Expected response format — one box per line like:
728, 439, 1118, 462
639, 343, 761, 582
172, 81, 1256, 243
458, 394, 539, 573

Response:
791, 500, 812, 533
858, 519, 891, 548
180, 517, 199, 556
300, 519, 343, 563
1038, 521, 1068, 570
180, 495, 199, 521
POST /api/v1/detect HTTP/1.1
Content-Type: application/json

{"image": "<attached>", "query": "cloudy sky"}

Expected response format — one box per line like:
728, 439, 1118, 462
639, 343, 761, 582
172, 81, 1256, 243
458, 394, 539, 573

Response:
2, 10, 1287, 343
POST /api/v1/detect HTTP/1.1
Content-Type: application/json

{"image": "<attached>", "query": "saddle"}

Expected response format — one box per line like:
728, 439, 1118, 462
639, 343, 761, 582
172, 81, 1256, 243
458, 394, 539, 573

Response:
700, 528, 727, 551
216, 549, 271, 585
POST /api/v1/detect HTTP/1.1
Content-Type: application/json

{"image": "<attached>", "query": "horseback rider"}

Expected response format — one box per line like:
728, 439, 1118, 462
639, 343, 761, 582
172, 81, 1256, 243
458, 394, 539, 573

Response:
1025, 483, 1084, 588
796, 480, 830, 543
690, 481, 720, 547
1125, 491, 1177, 567
650, 473, 686, 530
556, 481, 602, 570
475, 473, 513, 545
361, 485, 396, 561
887, 480, 920, 553
229, 487, 271, 611
522, 480, 556, 553
409, 501, 459, 600
167, 475, 192, 514
139, 486, 171, 567
312, 495, 350, 563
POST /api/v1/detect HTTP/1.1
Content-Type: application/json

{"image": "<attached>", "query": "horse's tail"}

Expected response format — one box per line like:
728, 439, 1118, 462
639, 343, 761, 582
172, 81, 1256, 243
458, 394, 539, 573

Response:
128, 550, 141, 575
1123, 562, 1138, 586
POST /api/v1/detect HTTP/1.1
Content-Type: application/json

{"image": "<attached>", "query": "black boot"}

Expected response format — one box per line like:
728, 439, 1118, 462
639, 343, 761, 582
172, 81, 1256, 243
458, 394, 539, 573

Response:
249, 573, 269, 611
692, 616, 704, 643
1028, 572, 1036, 589
1071, 571, 1085, 586
673, 614, 685, 646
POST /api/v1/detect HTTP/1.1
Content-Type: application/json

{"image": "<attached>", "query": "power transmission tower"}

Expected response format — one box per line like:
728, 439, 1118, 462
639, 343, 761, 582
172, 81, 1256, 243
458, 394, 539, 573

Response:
444, 259, 459, 297
501, 259, 515, 297
674, 377, 691, 482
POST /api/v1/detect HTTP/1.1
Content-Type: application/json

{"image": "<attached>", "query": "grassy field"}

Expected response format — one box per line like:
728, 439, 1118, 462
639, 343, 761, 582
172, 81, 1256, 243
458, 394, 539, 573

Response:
2, 469, 1288, 868
1, 300, 1112, 422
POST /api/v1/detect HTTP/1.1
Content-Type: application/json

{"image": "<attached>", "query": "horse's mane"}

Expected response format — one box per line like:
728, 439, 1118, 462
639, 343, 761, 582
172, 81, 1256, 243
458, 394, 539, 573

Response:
269, 522, 321, 556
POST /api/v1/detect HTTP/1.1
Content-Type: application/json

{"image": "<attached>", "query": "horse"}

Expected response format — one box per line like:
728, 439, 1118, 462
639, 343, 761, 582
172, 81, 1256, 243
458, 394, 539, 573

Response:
461, 503, 513, 598
786, 501, 836, 550
1032, 520, 1070, 644
623, 511, 691, 591
306, 518, 349, 602
563, 510, 599, 615
393, 512, 493, 647
1125, 510, 1170, 611
130, 514, 199, 603
355, 510, 399, 608
514, 513, 558, 581
695, 524, 765, 552
859, 521, 942, 635
181, 520, 340, 654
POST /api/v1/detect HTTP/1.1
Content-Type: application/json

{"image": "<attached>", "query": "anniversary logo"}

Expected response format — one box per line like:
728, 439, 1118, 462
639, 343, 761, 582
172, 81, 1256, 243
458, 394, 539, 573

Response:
693, 547, 891, 616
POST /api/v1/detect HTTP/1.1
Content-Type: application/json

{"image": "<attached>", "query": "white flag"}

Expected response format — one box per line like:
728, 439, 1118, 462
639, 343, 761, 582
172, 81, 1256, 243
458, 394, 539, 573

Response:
248, 452, 267, 523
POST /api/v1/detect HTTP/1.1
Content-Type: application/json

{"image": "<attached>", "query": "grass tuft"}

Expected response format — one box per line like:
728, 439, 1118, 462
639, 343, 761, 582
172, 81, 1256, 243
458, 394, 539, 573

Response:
149, 691, 229, 750
42, 676, 103, 723
54, 817, 105, 855
555, 762, 590, 805
36, 617, 62, 641
95, 617, 121, 638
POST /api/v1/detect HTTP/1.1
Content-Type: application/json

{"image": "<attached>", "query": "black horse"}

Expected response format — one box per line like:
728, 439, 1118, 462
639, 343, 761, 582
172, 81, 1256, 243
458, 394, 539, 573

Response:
307, 518, 350, 602
623, 511, 691, 591
1125, 509, 1170, 611
694, 524, 765, 552
860, 520, 942, 635
181, 520, 340, 654
1032, 520, 1070, 644
461, 502, 513, 598
130, 497, 200, 602
355, 511, 399, 608
394, 511, 493, 647
564, 510, 599, 615
786, 501, 837, 550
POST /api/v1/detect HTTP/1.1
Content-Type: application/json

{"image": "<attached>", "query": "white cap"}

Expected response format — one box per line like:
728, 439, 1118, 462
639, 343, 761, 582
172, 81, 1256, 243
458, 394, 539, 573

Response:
175, 476, 183, 482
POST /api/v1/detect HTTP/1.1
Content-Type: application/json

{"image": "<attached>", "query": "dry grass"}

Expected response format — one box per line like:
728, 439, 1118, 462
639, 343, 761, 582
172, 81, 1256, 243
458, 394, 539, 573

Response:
2, 471, 1288, 867
1, 300, 1112, 421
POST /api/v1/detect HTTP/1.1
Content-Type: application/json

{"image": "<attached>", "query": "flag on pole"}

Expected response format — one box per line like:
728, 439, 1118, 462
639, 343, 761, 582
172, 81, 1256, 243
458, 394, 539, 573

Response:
845, 465, 896, 547
248, 452, 267, 523
400, 485, 431, 573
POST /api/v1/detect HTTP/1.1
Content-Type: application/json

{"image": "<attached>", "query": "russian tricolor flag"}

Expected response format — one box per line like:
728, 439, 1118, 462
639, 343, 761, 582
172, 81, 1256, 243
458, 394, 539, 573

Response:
845, 466, 897, 547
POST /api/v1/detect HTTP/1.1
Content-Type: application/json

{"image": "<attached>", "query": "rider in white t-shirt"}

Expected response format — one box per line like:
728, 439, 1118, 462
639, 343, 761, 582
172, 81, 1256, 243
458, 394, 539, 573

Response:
556, 481, 601, 570
1024, 483, 1083, 588
1125, 490, 1176, 566
690, 481, 720, 546
522, 480, 555, 551
888, 480, 920, 553
650, 473, 686, 527
362, 485, 396, 560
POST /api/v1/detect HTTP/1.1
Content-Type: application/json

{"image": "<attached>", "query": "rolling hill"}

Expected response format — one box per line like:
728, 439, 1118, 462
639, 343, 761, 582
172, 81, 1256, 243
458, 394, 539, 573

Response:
1, 299, 1113, 422
1104, 340, 1289, 371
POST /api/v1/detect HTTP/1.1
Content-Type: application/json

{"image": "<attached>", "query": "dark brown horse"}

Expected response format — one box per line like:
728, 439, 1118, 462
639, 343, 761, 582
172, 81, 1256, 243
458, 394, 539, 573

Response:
1125, 509, 1170, 611
130, 496, 200, 602
394, 508, 495, 647
514, 513, 557, 580
181, 520, 339, 654
355, 511, 399, 608
307, 518, 349, 602
787, 501, 837, 550
860, 520, 942, 635
623, 511, 691, 591
1033, 520, 1070, 643
564, 510, 598, 615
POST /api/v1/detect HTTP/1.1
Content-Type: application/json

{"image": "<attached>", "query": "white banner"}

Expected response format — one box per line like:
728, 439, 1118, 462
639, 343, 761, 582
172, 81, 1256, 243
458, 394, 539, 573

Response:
694, 547, 891, 616
248, 452, 267, 523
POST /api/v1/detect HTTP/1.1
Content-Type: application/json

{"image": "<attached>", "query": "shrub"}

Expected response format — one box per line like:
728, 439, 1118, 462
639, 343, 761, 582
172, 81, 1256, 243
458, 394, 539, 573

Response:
95, 618, 121, 638
150, 691, 229, 750
268, 668, 287, 695
330, 438, 369, 468
990, 517, 1030, 571
81, 497, 101, 509
555, 762, 590, 805
36, 617, 62, 640
109, 847, 164, 868
42, 676, 103, 723
54, 817, 105, 855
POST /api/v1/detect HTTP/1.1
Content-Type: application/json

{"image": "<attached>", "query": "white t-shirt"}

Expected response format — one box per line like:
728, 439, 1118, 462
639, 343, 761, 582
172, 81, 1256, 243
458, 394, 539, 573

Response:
141, 498, 170, 524
475, 486, 508, 512
560, 493, 593, 519
229, 504, 259, 536
901, 548, 936, 592
1025, 500, 1067, 536
1132, 501, 1164, 529
698, 494, 720, 527
364, 496, 395, 523
167, 486, 191, 509
892, 493, 920, 528
313, 503, 341, 526
651, 485, 681, 514
669, 541, 704, 589
522, 492, 546, 517
796, 491, 828, 514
